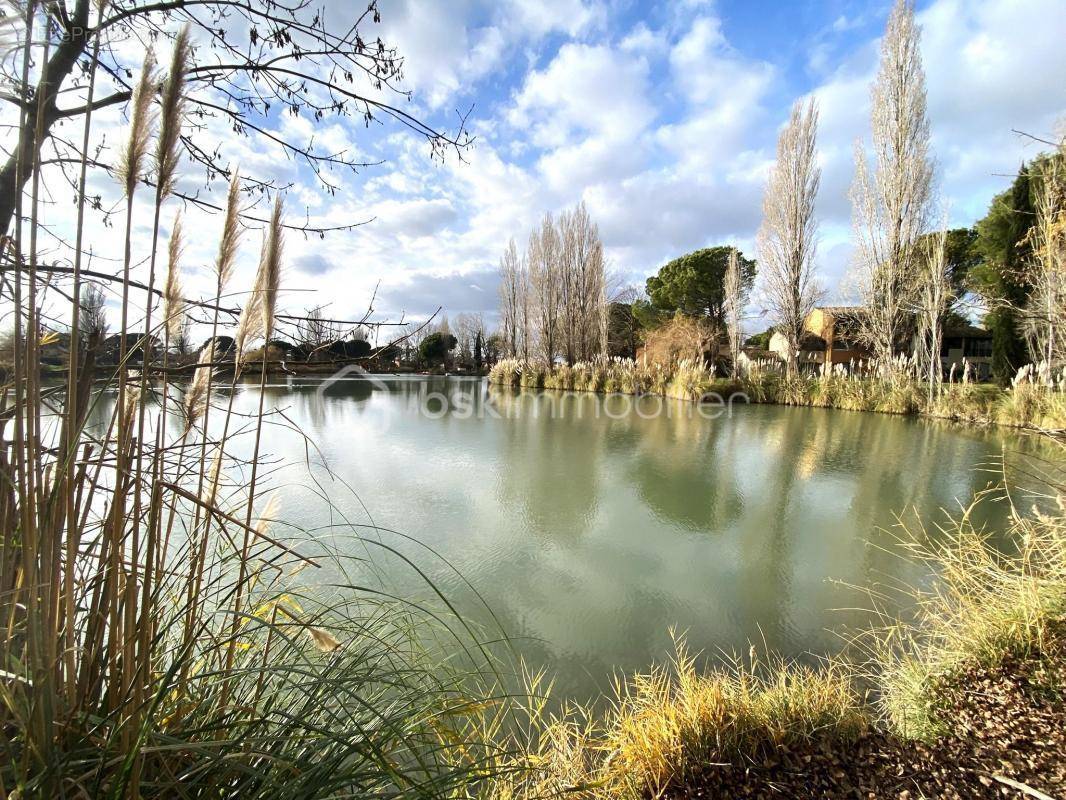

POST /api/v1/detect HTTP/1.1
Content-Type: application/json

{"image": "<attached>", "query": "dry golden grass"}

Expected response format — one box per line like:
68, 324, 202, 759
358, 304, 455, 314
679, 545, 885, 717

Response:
876, 475, 1066, 740
490, 356, 1066, 431
492, 638, 867, 799
601, 642, 866, 797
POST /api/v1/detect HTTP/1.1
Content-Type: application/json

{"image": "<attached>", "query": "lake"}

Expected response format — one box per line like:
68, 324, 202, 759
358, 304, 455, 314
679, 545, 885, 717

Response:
96, 375, 1038, 702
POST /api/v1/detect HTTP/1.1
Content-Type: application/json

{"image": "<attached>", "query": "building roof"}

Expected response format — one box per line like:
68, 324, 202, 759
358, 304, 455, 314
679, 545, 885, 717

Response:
943, 323, 991, 338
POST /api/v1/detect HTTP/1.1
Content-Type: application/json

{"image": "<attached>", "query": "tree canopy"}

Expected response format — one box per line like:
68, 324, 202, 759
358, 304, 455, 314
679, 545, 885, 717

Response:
744, 329, 774, 349
418, 332, 457, 364
970, 154, 1062, 382
639, 247, 756, 331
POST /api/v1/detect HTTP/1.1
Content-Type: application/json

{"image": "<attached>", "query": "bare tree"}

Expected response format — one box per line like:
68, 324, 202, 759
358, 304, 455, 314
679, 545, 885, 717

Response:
500, 203, 606, 366
1024, 145, 1066, 370
297, 304, 339, 357
757, 99, 821, 377
0, 1, 470, 238
529, 212, 561, 364
498, 238, 522, 357
453, 312, 483, 366
723, 248, 747, 378
558, 207, 578, 364
850, 0, 934, 371
915, 227, 950, 402
557, 201, 606, 364
398, 319, 431, 362
519, 254, 532, 362
78, 282, 109, 342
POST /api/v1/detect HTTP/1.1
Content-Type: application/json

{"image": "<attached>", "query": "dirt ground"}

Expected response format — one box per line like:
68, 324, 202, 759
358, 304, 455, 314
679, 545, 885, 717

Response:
671, 641, 1065, 799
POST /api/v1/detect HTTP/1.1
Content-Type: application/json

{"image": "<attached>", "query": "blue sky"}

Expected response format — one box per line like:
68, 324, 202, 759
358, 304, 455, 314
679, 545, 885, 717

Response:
279, 0, 1061, 331
33, 0, 1065, 336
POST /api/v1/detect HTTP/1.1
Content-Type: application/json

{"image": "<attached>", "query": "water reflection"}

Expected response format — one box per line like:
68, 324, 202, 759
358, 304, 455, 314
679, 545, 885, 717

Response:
87, 376, 1037, 702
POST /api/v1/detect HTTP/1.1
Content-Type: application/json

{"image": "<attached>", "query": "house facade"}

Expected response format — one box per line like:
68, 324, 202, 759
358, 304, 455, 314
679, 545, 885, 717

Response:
768, 306, 871, 371
766, 308, 994, 380
940, 325, 993, 381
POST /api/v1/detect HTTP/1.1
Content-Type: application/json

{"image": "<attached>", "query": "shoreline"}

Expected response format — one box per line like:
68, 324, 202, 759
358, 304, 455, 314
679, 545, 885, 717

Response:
487, 358, 1066, 433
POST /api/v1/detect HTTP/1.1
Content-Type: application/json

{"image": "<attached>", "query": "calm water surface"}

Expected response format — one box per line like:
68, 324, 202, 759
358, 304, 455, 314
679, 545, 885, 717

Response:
116, 376, 1041, 701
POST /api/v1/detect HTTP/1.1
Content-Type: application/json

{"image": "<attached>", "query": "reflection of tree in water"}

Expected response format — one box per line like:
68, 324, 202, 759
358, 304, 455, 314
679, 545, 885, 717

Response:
286, 379, 376, 433
725, 406, 816, 651
835, 411, 1009, 595
492, 390, 605, 539
623, 400, 738, 532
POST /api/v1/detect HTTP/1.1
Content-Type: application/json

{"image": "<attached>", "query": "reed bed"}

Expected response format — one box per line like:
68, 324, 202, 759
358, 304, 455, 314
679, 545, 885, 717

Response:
1, 38, 517, 798
489, 356, 1066, 430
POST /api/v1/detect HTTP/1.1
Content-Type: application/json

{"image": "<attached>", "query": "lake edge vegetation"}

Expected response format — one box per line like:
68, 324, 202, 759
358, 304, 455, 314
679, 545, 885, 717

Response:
487, 354, 1066, 431
4, 1, 1065, 799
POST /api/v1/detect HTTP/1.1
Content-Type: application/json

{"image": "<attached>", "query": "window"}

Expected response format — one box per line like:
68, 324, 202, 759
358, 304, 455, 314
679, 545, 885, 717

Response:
964, 337, 992, 358
941, 337, 962, 356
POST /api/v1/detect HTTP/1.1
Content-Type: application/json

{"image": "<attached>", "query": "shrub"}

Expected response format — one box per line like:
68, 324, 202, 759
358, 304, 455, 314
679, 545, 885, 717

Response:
642, 314, 715, 368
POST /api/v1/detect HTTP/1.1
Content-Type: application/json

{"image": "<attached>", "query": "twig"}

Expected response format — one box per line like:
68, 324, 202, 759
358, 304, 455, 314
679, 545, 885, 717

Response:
989, 774, 1056, 800
160, 482, 319, 569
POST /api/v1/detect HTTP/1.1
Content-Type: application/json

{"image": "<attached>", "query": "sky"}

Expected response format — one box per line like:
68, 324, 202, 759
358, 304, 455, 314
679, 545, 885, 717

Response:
299, 0, 1066, 332
12, 0, 1066, 339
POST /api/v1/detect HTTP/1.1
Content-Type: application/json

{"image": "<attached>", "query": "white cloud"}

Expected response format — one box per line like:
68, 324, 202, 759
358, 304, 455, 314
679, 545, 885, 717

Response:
508, 0, 607, 39
669, 17, 773, 108
17, 0, 1066, 333
510, 42, 655, 146
376, 0, 607, 111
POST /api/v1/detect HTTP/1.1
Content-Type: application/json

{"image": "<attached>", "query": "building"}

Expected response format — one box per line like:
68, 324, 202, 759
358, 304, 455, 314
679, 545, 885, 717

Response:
940, 324, 993, 381
767, 308, 994, 381
768, 306, 870, 371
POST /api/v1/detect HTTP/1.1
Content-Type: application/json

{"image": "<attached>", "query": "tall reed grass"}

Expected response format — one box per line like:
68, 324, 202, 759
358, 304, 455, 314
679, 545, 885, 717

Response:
1, 32, 517, 798
876, 472, 1066, 740
488, 356, 1066, 430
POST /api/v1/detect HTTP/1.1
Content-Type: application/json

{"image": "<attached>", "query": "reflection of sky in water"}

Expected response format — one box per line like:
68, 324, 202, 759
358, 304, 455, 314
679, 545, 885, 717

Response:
86, 376, 1044, 703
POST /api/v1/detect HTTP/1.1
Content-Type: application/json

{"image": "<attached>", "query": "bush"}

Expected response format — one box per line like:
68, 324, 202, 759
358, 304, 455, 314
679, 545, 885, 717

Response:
642, 314, 715, 368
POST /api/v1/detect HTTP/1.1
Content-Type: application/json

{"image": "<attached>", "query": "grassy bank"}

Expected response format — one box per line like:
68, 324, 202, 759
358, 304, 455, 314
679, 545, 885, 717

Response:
491, 453, 1066, 798
488, 357, 1066, 430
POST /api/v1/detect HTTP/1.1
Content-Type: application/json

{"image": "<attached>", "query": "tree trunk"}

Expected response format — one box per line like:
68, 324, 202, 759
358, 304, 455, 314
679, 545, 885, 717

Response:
1, 3, 90, 236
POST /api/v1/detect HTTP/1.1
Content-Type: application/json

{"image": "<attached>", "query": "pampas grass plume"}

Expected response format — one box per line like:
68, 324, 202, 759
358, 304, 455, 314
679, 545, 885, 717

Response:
156, 26, 191, 198
164, 213, 185, 340
118, 50, 157, 198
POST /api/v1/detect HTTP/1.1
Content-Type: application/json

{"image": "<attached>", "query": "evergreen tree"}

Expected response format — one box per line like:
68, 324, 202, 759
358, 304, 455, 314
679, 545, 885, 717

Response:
972, 163, 1039, 383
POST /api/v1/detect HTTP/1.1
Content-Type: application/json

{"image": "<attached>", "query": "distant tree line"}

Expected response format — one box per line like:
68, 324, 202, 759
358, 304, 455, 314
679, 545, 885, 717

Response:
498, 201, 607, 365
512, 0, 1065, 391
